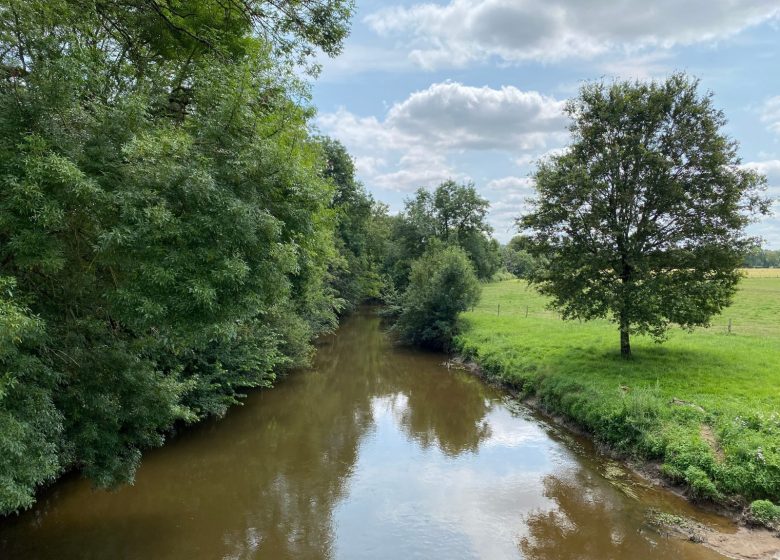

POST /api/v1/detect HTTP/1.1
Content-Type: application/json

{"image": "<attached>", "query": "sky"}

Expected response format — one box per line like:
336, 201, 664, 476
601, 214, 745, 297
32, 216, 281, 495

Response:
311, 0, 780, 247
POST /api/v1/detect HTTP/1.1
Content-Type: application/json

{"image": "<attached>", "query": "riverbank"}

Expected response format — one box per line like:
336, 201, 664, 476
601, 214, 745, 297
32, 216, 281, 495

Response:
454, 276, 780, 518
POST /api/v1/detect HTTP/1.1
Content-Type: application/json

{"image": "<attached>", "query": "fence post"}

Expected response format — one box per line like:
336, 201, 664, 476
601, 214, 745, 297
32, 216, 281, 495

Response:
525, 305, 529, 318
497, 304, 500, 317
728, 318, 732, 335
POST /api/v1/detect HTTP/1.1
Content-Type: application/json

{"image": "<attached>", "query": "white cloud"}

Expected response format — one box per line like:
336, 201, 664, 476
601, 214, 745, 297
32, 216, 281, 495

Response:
515, 147, 568, 168
485, 176, 534, 191
317, 82, 567, 195
386, 82, 567, 151
484, 177, 537, 239
760, 96, 780, 134
366, 0, 780, 69
598, 52, 674, 80
742, 159, 780, 247
372, 151, 461, 193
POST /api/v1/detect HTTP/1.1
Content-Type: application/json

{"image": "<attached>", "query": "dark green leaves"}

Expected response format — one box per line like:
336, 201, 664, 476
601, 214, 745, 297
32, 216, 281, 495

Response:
393, 244, 481, 350
0, 0, 354, 514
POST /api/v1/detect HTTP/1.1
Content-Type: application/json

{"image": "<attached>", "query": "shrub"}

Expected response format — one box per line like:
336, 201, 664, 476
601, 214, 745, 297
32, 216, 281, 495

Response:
684, 466, 720, 501
748, 500, 780, 528
393, 244, 481, 349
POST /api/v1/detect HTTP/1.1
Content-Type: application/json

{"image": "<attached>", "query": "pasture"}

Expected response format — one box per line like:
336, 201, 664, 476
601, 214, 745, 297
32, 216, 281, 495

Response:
456, 273, 780, 504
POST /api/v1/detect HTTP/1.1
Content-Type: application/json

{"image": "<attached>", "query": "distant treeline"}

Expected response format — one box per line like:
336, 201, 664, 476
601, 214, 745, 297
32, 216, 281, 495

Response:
503, 240, 780, 273
743, 249, 780, 268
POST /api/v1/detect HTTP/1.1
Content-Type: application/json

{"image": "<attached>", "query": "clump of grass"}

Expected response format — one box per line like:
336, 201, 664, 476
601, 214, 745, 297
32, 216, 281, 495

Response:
455, 278, 780, 505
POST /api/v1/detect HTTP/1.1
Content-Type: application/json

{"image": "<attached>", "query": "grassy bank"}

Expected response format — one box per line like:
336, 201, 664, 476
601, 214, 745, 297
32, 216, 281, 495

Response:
455, 273, 780, 506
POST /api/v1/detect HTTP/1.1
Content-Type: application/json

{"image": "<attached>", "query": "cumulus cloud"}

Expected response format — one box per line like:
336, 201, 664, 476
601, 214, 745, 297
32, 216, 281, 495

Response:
598, 52, 673, 80
760, 97, 780, 134
386, 82, 567, 150
742, 160, 780, 209
484, 177, 537, 237
317, 82, 567, 194
365, 0, 780, 68
515, 147, 568, 167
741, 160, 780, 247
372, 151, 461, 193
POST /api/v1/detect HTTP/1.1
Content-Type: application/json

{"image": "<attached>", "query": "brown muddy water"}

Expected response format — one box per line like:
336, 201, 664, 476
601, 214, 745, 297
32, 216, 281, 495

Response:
0, 308, 736, 559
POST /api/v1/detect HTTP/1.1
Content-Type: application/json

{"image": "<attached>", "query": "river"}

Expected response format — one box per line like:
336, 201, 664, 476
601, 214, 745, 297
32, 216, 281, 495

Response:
0, 308, 734, 559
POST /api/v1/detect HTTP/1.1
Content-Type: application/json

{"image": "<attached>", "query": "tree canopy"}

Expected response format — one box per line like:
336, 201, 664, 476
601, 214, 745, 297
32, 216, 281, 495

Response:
392, 243, 481, 350
520, 74, 769, 357
0, 0, 354, 514
386, 180, 500, 287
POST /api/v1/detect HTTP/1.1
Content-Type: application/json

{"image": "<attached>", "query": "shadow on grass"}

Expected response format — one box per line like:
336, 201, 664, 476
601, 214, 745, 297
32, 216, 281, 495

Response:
547, 342, 729, 377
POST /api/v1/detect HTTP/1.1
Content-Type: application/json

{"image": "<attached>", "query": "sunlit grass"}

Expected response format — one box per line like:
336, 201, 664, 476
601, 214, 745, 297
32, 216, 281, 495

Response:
456, 277, 780, 503
741, 268, 780, 279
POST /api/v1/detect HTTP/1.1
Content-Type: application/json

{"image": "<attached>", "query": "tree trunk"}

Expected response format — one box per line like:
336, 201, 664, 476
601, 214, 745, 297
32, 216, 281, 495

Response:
619, 253, 632, 358
620, 316, 631, 358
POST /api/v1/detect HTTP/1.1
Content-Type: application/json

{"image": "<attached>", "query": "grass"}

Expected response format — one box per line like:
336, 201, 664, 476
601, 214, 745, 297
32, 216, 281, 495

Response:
455, 272, 780, 506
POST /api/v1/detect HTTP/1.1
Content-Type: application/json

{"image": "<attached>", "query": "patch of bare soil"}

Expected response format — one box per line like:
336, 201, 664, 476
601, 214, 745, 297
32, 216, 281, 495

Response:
700, 423, 726, 463
704, 527, 780, 560
649, 510, 780, 559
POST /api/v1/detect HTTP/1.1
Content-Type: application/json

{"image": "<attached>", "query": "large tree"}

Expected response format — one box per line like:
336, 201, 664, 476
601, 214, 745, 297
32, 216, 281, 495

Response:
319, 137, 390, 309
520, 75, 769, 358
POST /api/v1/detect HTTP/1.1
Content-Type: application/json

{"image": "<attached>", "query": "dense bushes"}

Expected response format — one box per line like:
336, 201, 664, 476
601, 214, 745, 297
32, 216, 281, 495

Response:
0, 0, 354, 514
393, 245, 481, 350
748, 500, 780, 528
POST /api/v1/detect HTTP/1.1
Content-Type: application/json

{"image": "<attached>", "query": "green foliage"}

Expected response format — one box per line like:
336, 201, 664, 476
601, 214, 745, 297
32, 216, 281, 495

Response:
455, 278, 780, 505
393, 244, 481, 350
386, 181, 500, 288
748, 500, 780, 528
520, 74, 770, 357
0, 0, 355, 515
744, 248, 780, 268
0, 278, 62, 513
320, 137, 390, 310
684, 466, 721, 501
502, 235, 542, 278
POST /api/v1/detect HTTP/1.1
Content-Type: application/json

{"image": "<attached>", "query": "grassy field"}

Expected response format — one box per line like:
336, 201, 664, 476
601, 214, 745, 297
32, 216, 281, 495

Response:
455, 272, 780, 507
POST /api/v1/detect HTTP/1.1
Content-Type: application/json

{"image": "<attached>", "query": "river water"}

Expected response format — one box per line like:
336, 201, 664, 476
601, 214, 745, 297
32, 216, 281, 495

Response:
0, 308, 732, 559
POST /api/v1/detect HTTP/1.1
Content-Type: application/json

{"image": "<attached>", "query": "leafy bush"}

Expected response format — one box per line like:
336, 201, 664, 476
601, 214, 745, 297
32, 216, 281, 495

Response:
394, 244, 481, 349
684, 466, 721, 501
748, 500, 780, 528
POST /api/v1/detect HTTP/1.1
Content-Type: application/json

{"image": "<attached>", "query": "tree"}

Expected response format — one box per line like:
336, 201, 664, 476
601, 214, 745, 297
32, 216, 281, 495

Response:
319, 137, 389, 309
393, 244, 481, 350
744, 248, 780, 268
520, 75, 769, 358
386, 181, 499, 287
503, 235, 541, 278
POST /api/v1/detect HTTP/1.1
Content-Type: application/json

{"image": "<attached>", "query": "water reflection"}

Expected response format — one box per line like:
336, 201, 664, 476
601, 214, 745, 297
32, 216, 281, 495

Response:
0, 308, 729, 560
520, 471, 681, 560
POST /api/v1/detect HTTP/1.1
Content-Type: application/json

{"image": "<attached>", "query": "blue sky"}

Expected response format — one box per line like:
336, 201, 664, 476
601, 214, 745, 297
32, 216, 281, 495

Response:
311, 0, 780, 247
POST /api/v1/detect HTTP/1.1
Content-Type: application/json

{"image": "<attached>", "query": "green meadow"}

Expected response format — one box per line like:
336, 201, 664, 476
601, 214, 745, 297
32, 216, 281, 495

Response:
455, 273, 780, 505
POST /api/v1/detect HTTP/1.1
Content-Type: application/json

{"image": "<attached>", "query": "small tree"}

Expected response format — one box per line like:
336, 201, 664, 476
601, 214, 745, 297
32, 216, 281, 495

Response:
520, 75, 769, 358
394, 244, 481, 349
387, 181, 499, 287
503, 236, 540, 278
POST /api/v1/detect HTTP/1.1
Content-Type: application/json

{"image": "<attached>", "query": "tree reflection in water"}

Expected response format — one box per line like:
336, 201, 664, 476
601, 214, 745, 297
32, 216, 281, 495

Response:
519, 470, 720, 560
